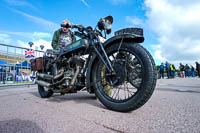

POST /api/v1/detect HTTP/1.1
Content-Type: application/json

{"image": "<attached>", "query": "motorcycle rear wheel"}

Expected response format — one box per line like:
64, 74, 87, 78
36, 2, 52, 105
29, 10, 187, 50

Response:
92, 42, 157, 112
37, 71, 54, 98
38, 85, 54, 98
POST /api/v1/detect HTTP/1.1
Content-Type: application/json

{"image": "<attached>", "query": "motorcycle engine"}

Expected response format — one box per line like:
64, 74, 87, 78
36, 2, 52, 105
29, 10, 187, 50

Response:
61, 56, 85, 87
63, 68, 74, 86
43, 56, 54, 73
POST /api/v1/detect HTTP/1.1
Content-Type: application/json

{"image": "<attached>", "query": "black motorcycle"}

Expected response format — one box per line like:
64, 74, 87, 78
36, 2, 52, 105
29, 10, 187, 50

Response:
31, 16, 157, 112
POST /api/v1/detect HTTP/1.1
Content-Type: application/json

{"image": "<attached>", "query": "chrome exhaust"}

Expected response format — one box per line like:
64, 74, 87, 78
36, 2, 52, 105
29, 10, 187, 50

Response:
53, 65, 81, 93
54, 68, 64, 80
71, 66, 80, 85
37, 67, 64, 80
37, 73, 54, 80
35, 79, 52, 88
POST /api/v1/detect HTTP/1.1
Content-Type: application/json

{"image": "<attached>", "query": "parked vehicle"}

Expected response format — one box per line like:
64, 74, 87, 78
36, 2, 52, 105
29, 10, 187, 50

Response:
31, 16, 157, 112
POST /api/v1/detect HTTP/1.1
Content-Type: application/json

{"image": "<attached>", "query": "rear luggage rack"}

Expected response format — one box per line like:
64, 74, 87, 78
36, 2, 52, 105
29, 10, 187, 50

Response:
30, 57, 43, 71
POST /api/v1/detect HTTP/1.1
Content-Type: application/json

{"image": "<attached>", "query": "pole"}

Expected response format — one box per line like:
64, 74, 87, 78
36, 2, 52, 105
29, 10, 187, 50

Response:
6, 46, 8, 83
14, 48, 16, 82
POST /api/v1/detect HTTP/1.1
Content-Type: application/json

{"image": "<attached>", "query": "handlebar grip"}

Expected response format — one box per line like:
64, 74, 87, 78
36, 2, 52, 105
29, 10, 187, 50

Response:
73, 25, 84, 32
71, 24, 78, 28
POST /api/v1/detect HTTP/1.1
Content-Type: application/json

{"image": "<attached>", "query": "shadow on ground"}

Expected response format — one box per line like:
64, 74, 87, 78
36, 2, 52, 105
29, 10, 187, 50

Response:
156, 88, 200, 94
29, 91, 106, 109
0, 119, 45, 133
165, 84, 200, 89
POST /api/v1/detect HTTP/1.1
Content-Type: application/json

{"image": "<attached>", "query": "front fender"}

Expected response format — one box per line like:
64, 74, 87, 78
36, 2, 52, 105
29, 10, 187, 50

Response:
86, 34, 144, 93
103, 34, 144, 48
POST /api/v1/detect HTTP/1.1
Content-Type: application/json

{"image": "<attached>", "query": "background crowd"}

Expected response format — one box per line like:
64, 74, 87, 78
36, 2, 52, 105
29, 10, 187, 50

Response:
158, 61, 200, 79
0, 65, 32, 84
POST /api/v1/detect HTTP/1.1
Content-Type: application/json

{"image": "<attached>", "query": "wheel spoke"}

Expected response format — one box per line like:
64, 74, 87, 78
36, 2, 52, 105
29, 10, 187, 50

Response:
114, 85, 121, 100
111, 87, 118, 99
123, 83, 127, 99
98, 48, 144, 102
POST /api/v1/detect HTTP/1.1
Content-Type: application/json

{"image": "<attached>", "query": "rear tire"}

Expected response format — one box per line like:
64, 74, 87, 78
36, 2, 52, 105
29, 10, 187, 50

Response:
38, 85, 54, 98
92, 42, 157, 112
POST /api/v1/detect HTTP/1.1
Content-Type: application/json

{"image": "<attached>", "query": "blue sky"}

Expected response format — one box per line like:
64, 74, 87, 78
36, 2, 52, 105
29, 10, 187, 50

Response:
0, 0, 200, 67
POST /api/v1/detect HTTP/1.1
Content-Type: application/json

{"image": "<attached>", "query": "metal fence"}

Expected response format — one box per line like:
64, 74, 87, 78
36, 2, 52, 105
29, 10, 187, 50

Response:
0, 43, 44, 85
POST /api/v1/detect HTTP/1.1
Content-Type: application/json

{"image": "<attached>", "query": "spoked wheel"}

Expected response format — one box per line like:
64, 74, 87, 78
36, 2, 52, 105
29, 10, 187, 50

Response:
38, 71, 54, 98
92, 42, 157, 112
38, 84, 54, 98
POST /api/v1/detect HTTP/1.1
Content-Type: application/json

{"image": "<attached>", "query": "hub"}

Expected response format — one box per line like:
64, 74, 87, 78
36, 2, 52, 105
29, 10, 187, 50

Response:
105, 63, 126, 87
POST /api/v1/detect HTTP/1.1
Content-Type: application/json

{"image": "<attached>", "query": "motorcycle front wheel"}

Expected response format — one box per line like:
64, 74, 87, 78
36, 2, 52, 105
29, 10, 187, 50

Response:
92, 42, 157, 112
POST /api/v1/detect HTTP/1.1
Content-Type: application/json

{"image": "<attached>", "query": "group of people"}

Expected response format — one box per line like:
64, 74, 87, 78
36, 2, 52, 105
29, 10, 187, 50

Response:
159, 62, 176, 79
0, 66, 6, 84
158, 61, 200, 79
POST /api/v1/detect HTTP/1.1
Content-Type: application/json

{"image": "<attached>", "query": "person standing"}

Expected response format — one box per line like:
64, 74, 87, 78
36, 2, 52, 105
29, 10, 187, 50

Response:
179, 63, 185, 78
184, 64, 190, 78
165, 61, 170, 79
195, 62, 200, 77
191, 65, 195, 77
2, 66, 6, 84
159, 63, 165, 79
170, 64, 174, 78
51, 19, 76, 50
172, 64, 176, 78
0, 66, 2, 82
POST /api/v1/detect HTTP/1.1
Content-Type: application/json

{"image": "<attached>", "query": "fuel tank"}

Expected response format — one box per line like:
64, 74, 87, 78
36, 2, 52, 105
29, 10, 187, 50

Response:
62, 39, 89, 55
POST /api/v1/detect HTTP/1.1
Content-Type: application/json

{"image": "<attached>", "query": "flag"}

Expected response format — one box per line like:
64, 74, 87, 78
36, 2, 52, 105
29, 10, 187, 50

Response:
43, 52, 53, 57
25, 49, 35, 58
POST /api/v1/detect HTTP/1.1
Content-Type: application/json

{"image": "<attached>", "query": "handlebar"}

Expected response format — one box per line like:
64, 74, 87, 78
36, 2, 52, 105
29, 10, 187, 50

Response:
71, 24, 85, 32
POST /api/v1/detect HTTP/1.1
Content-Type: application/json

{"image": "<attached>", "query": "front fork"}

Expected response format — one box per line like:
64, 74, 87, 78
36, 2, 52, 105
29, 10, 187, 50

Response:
91, 36, 114, 73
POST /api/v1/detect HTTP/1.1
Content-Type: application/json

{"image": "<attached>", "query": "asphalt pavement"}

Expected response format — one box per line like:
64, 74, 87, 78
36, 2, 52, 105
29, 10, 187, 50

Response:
0, 77, 200, 133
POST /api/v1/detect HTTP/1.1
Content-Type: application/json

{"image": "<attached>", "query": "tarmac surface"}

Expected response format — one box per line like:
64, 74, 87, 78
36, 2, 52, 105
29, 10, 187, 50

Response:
0, 77, 200, 133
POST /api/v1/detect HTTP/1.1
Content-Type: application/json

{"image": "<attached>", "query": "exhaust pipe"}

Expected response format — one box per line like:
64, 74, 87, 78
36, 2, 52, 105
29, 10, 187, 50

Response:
35, 76, 67, 88
37, 68, 64, 80
58, 65, 81, 93
37, 73, 54, 80
54, 68, 64, 80
35, 79, 52, 88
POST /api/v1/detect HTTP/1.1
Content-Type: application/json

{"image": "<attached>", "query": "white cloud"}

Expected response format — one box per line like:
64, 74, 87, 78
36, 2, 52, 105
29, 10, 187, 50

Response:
0, 33, 11, 44
107, 0, 127, 4
126, 16, 144, 26
0, 30, 52, 51
80, 0, 90, 7
11, 9, 59, 31
32, 39, 52, 51
151, 44, 166, 62
17, 39, 52, 51
0, 30, 52, 40
0, 30, 26, 37
3, 0, 35, 8
32, 32, 51, 39
17, 40, 28, 48
145, 0, 200, 66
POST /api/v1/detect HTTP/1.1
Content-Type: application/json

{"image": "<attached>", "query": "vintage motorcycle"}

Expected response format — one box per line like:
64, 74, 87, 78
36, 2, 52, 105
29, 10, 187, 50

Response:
31, 16, 157, 112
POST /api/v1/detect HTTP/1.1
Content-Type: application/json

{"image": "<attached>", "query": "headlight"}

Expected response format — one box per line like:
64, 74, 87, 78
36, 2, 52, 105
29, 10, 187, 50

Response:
104, 21, 112, 30
97, 15, 113, 34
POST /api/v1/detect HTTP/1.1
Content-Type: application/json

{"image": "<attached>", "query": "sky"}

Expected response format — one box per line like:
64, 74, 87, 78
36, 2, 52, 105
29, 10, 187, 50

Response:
0, 0, 200, 67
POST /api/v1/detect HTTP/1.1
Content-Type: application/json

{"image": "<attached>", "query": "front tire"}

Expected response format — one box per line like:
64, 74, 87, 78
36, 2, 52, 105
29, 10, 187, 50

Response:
92, 42, 157, 112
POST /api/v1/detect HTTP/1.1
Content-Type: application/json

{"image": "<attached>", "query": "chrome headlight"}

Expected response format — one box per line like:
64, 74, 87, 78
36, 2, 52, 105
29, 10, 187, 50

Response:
97, 16, 113, 34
